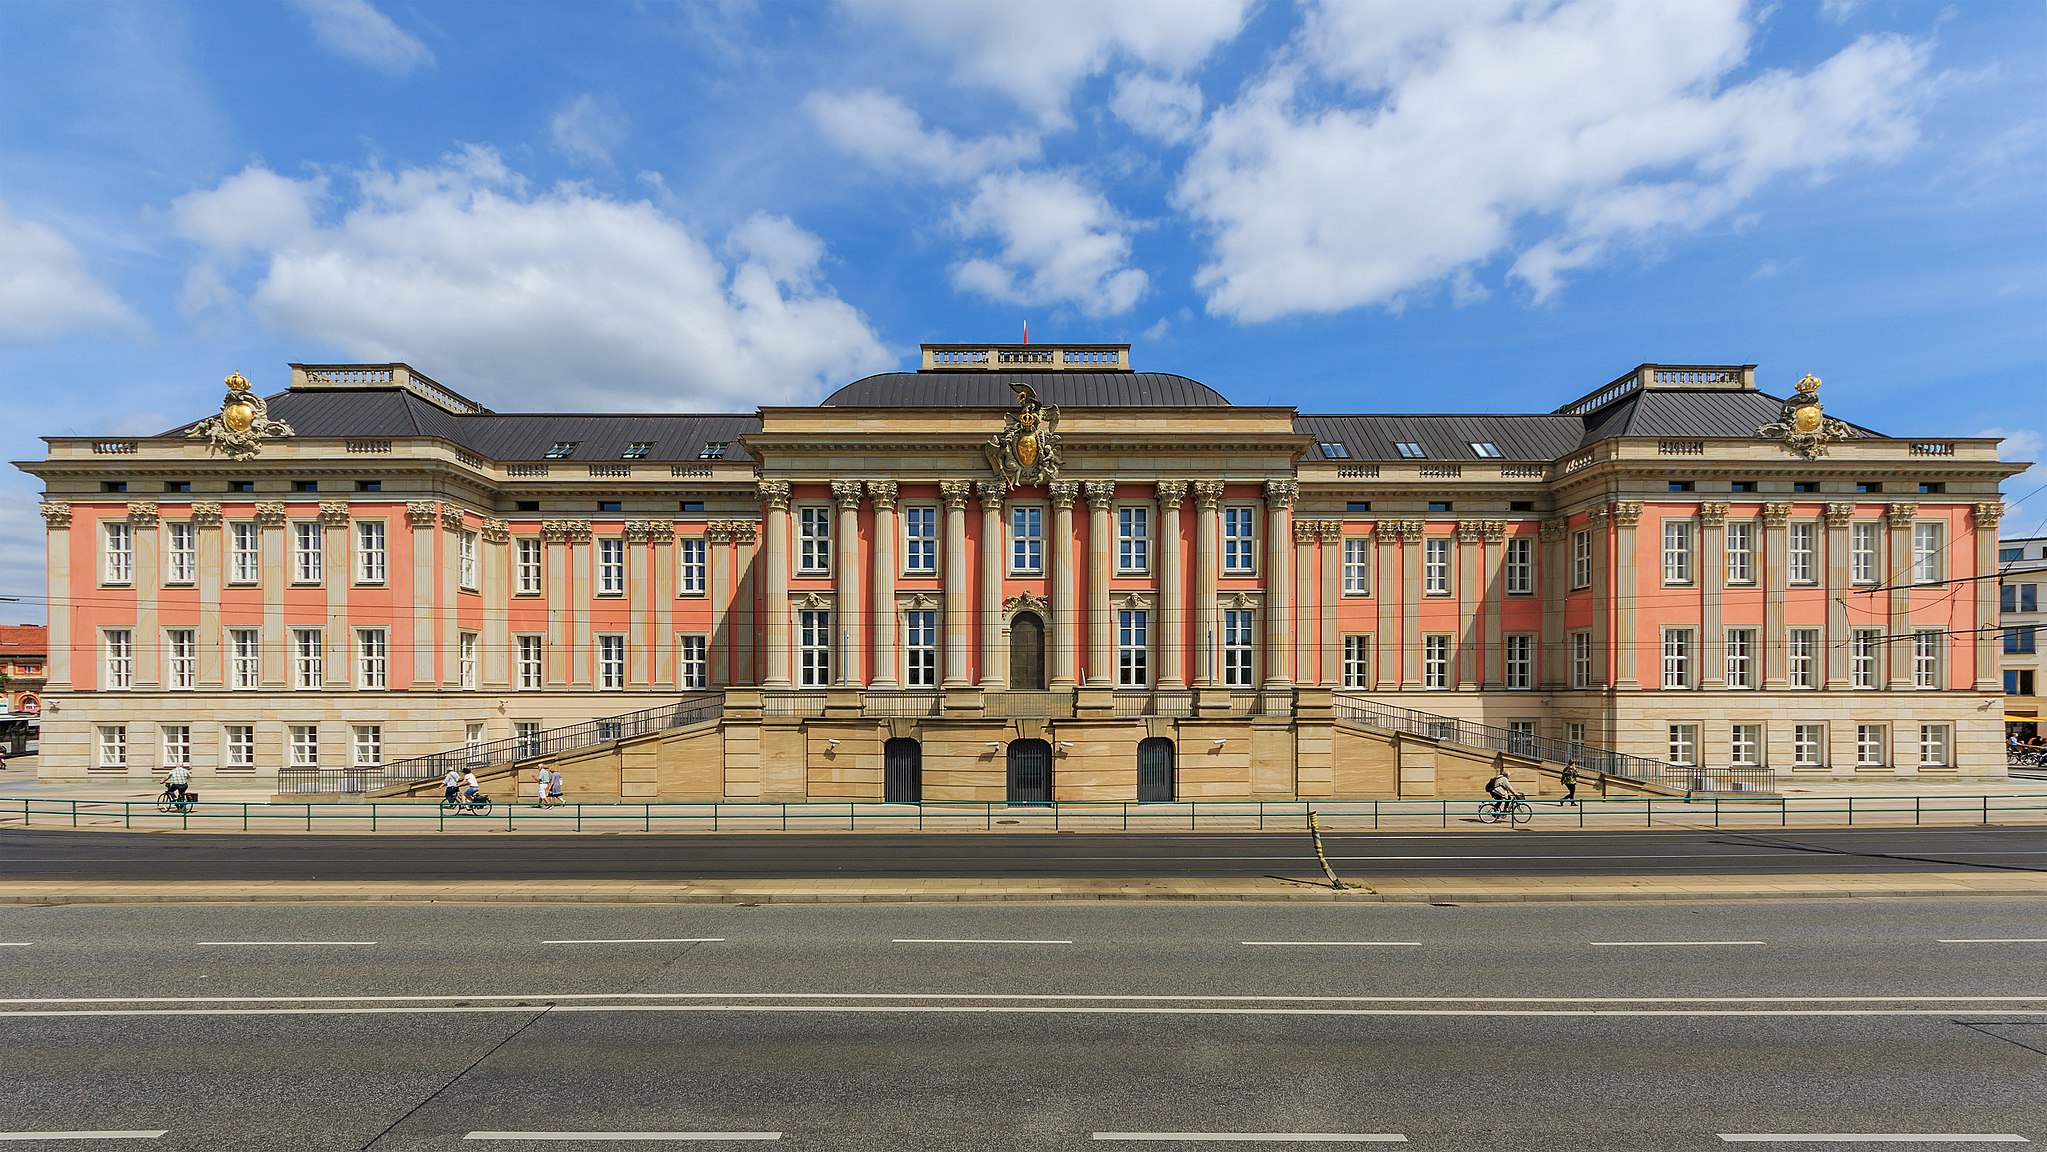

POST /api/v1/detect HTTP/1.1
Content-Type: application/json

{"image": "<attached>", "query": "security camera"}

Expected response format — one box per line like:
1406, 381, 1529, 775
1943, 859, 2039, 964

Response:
986, 741, 1004, 749
1212, 738, 1227, 748
825, 738, 841, 748
1057, 741, 1074, 750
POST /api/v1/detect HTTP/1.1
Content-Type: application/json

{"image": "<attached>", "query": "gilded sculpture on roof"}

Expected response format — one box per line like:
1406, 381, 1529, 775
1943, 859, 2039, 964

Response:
1758, 372, 1852, 459
984, 380, 1063, 488
187, 371, 295, 460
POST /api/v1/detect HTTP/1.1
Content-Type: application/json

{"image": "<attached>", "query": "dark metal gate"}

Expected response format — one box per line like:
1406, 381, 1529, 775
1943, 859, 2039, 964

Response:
1137, 737, 1175, 803
1006, 738, 1053, 805
884, 737, 922, 803
1009, 612, 1046, 690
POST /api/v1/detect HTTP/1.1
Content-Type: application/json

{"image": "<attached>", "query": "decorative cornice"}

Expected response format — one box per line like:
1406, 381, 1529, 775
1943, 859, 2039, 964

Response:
126, 501, 159, 528
1760, 502, 1791, 527
1190, 480, 1225, 509
1113, 590, 1155, 611
795, 590, 833, 610
1698, 502, 1730, 529
758, 480, 792, 511
1155, 480, 1189, 510
481, 518, 511, 544
831, 479, 864, 509
1824, 502, 1857, 528
255, 501, 288, 527
1612, 501, 1644, 528
1886, 502, 1920, 526
1264, 479, 1298, 509
1049, 480, 1080, 510
1975, 501, 2005, 527
318, 500, 351, 527
939, 479, 974, 510
405, 501, 439, 529
1538, 518, 1567, 542
866, 480, 899, 512
899, 591, 940, 610
189, 501, 222, 529
1221, 589, 1264, 609
38, 501, 71, 528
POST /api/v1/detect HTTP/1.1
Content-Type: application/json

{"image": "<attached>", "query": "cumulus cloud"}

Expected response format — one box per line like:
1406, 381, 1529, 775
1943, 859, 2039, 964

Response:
1111, 74, 1205, 145
0, 489, 49, 616
804, 90, 1039, 181
171, 148, 892, 411
0, 201, 142, 341
292, 0, 434, 74
1179, 0, 1932, 321
551, 94, 628, 167
950, 171, 1148, 316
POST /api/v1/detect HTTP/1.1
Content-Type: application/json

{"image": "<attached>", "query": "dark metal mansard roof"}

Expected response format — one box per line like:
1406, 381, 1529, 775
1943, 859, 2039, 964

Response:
822, 371, 1231, 408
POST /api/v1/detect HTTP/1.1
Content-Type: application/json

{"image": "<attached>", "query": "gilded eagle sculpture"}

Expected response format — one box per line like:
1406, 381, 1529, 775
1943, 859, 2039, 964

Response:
1757, 373, 1853, 459
984, 380, 1063, 488
186, 371, 295, 460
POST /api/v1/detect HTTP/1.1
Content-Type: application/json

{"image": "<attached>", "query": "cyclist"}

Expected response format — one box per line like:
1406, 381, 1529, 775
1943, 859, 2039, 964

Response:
1484, 767, 1521, 816
442, 767, 462, 805
163, 762, 192, 806
460, 768, 482, 806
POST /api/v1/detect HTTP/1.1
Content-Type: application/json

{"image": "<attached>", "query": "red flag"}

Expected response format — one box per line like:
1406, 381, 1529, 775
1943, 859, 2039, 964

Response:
1022, 319, 1029, 345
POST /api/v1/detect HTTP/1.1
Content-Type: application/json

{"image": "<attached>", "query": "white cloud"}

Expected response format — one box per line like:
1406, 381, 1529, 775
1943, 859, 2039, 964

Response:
1982, 427, 2047, 534
292, 0, 434, 75
171, 166, 322, 253
1179, 0, 1932, 321
1111, 74, 1205, 145
551, 94, 628, 167
172, 150, 892, 411
805, 90, 1039, 182
950, 171, 1148, 316
0, 201, 142, 342
0, 491, 48, 616
857, 0, 1251, 123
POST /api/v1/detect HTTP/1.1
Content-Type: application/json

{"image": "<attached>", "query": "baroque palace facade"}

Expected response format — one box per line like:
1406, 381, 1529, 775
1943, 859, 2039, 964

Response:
16, 344, 2024, 798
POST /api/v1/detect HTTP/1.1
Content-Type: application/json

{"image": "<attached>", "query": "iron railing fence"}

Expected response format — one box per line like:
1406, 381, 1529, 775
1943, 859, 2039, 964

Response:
277, 767, 382, 795
377, 695, 722, 788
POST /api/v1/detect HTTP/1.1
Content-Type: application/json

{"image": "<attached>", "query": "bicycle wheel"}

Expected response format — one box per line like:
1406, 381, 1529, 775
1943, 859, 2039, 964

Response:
1477, 803, 1499, 824
470, 798, 494, 817
154, 796, 177, 815
1510, 801, 1532, 825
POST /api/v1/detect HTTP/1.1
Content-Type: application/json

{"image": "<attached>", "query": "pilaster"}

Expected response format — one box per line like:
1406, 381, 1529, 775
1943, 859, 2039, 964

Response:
760, 481, 793, 688
1762, 501, 1790, 689
1084, 479, 1117, 686
977, 480, 1005, 688
1049, 481, 1079, 688
867, 482, 900, 690
1191, 480, 1223, 686
940, 479, 974, 688
1156, 480, 1188, 689
832, 480, 865, 687
1611, 501, 1643, 691
1263, 480, 1296, 689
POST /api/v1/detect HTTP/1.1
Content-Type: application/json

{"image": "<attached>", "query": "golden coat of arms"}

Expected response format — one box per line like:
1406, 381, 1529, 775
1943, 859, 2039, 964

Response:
984, 381, 1062, 488
186, 371, 295, 460
1757, 373, 1852, 459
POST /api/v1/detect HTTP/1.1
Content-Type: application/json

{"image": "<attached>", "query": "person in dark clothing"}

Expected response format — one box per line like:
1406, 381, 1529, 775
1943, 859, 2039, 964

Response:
1559, 761, 1580, 805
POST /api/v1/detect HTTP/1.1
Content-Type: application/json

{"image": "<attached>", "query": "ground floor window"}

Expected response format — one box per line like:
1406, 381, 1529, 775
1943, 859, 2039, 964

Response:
679, 634, 708, 690
1793, 723, 1826, 768
1667, 723, 1699, 767
160, 724, 191, 770
1855, 723, 1888, 767
95, 725, 126, 771
1341, 635, 1370, 689
1422, 634, 1451, 689
289, 724, 319, 769
1918, 723, 1950, 768
353, 725, 383, 769
1729, 723, 1762, 767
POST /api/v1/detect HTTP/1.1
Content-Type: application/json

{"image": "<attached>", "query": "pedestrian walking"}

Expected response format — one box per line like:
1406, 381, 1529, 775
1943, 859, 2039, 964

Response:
533, 764, 551, 808
548, 769, 565, 806
1560, 760, 1580, 806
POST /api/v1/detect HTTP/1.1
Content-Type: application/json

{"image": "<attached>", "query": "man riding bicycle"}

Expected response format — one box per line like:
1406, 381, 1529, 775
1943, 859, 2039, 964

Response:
1485, 767, 1522, 810
443, 767, 462, 805
163, 763, 192, 805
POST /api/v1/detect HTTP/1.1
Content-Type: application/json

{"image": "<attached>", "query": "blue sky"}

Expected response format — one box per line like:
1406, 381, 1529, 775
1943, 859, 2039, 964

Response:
3, 0, 2046, 623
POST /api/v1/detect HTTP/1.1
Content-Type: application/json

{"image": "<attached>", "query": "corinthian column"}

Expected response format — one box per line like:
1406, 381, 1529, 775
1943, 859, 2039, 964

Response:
1050, 481, 1079, 688
940, 480, 974, 688
831, 480, 864, 687
760, 481, 793, 688
1263, 480, 1296, 689
1156, 481, 1189, 689
1084, 480, 1117, 685
1192, 481, 1224, 686
868, 481, 899, 690
978, 480, 1005, 688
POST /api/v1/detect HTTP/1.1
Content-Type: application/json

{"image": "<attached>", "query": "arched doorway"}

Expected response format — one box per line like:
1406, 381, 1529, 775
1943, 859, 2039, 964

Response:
884, 738, 922, 803
1137, 737, 1175, 803
1009, 611, 1046, 690
1006, 738, 1053, 805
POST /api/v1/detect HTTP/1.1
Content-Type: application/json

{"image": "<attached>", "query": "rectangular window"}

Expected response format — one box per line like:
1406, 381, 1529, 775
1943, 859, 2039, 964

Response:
1788, 521, 1818, 585
1912, 629, 1942, 689
679, 634, 708, 690
1570, 631, 1592, 689
1504, 633, 1534, 690
165, 522, 196, 585
514, 721, 542, 759
699, 441, 727, 460
223, 724, 254, 773
597, 537, 626, 595
1912, 521, 1944, 585
1661, 628, 1693, 689
1423, 537, 1451, 595
292, 521, 323, 584
597, 634, 627, 690
1507, 720, 1537, 756
289, 724, 319, 769
797, 505, 832, 574
353, 725, 382, 769
904, 506, 938, 574
545, 441, 577, 459
2008, 669, 2036, 696
1423, 634, 1451, 689
1724, 627, 1755, 689
1918, 723, 1951, 768
1116, 609, 1149, 687
1565, 722, 1586, 753
1342, 538, 1371, 595
2009, 626, 2038, 655
458, 529, 479, 591
292, 628, 323, 689
96, 725, 127, 771
1470, 441, 1502, 458
1850, 522, 1879, 585
1668, 723, 1699, 767
1793, 723, 1826, 767
516, 635, 544, 690
230, 522, 261, 584
165, 629, 196, 690
1851, 628, 1881, 688
515, 537, 543, 595
102, 629, 132, 690
798, 610, 833, 687
1222, 506, 1256, 573
465, 723, 484, 757
1662, 519, 1693, 585
904, 609, 938, 688
1570, 529, 1592, 590
355, 521, 386, 584
103, 521, 133, 585
1341, 635, 1371, 688
160, 724, 190, 769
2010, 584, 2037, 613
1395, 442, 1426, 458
1730, 723, 1763, 767
1009, 506, 1043, 574
621, 441, 652, 459
1726, 521, 1755, 585
1117, 506, 1150, 574
1222, 608, 1254, 687
1856, 723, 1888, 767
1504, 537, 1533, 595
678, 537, 707, 596
356, 627, 387, 690
459, 632, 479, 690
230, 628, 261, 690
1787, 628, 1819, 689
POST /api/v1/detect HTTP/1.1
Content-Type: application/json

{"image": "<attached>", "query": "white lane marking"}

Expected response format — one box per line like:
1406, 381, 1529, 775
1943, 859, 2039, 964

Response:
11, 1005, 2047, 1020
1591, 940, 1767, 948
465, 1133, 779, 1143
1719, 1136, 2028, 1144
1939, 939, 2047, 944
1095, 1134, 1405, 1143
0, 1133, 167, 1142
0, 943, 31, 947
891, 938, 1073, 945
541, 938, 725, 945
8, 992, 2047, 1007
194, 941, 377, 947
1240, 941, 1422, 947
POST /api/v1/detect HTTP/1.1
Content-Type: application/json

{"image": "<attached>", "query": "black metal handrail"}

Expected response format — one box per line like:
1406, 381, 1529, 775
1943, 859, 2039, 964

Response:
277, 766, 383, 795
378, 694, 723, 787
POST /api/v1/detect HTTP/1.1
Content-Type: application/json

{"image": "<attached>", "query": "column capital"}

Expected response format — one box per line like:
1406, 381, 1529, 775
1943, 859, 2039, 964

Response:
1612, 501, 1644, 528
1762, 501, 1792, 527
1155, 479, 1189, 509
1975, 501, 2005, 527
975, 479, 1006, 505
38, 500, 72, 528
1316, 519, 1346, 542
1825, 501, 1857, 527
1698, 502, 1730, 529
1083, 479, 1118, 509
256, 501, 289, 527
1191, 480, 1225, 509
866, 480, 899, 511
940, 479, 974, 509
758, 480, 792, 511
1885, 501, 1919, 527
624, 519, 656, 544
405, 501, 439, 529
439, 505, 466, 532
1479, 519, 1506, 544
1292, 519, 1321, 544
1392, 518, 1423, 543
831, 479, 864, 509
189, 501, 222, 528
1588, 505, 1611, 527
125, 501, 160, 528
1264, 479, 1298, 509
1049, 480, 1080, 509
479, 518, 510, 545
1538, 517, 1567, 542
542, 519, 591, 544
318, 500, 351, 527
1455, 520, 1484, 543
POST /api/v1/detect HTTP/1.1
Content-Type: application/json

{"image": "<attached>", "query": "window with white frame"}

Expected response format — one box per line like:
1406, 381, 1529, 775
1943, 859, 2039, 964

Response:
1423, 634, 1451, 689
1911, 521, 1943, 585
103, 521, 133, 585
1505, 633, 1534, 690
797, 506, 832, 574
1787, 628, 1819, 689
678, 537, 707, 596
1423, 538, 1451, 595
1222, 506, 1256, 573
1570, 631, 1592, 689
96, 725, 127, 771
465, 723, 484, 757
1342, 538, 1371, 595
1565, 721, 1587, 753
1504, 536, 1533, 595
165, 521, 196, 585
459, 632, 479, 689
1788, 521, 1818, 585
1912, 629, 1942, 689
1117, 506, 1150, 574
458, 529, 480, 591
1661, 628, 1693, 689
165, 628, 196, 690
1850, 521, 1879, 584
1726, 521, 1755, 585
798, 610, 832, 687
356, 627, 387, 690
1725, 628, 1756, 689
292, 521, 323, 584
515, 537, 543, 595
1116, 609, 1149, 687
1223, 608, 1254, 687
1341, 635, 1370, 688
1667, 723, 1699, 767
230, 521, 260, 584
905, 610, 937, 688
1009, 506, 1043, 574
1570, 529, 1592, 589
160, 724, 191, 770
1662, 520, 1694, 585
102, 629, 132, 690
292, 628, 323, 689
223, 724, 254, 773
1730, 723, 1763, 767
1793, 723, 1826, 767
597, 537, 625, 595
1507, 720, 1537, 755
679, 634, 708, 690
1855, 723, 1888, 767
289, 724, 319, 768
355, 520, 386, 584
230, 628, 260, 690
514, 721, 542, 759
1850, 628, 1880, 688
1918, 723, 1951, 768
597, 634, 627, 690
904, 506, 938, 574
353, 725, 383, 769
516, 635, 544, 690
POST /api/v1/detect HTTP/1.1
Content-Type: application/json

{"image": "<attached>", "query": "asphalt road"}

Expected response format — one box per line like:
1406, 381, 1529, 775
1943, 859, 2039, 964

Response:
3, 824, 2046, 881
2, 900, 2046, 1150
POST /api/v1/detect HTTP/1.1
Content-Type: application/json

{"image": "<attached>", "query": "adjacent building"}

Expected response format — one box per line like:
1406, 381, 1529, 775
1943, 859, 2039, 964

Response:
2001, 534, 2047, 741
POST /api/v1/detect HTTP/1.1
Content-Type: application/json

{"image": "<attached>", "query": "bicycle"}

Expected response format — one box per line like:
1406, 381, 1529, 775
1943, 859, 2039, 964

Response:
155, 787, 197, 815
441, 792, 494, 817
1477, 797, 1532, 825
